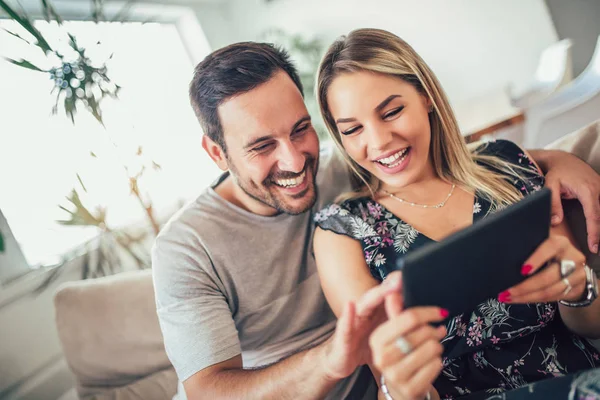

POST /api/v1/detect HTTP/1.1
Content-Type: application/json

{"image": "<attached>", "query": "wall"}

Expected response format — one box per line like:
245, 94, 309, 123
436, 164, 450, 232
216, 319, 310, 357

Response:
192, 2, 237, 51
545, 0, 600, 77
194, 0, 559, 108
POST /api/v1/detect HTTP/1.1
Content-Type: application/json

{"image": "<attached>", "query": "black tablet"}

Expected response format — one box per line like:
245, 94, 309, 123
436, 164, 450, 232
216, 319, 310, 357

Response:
396, 187, 552, 318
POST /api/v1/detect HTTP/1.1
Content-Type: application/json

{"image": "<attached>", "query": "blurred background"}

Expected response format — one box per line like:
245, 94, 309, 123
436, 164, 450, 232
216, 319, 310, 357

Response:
1, 0, 599, 399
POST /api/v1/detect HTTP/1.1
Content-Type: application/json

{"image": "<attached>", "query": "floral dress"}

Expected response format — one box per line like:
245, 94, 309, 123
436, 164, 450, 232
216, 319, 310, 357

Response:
314, 140, 600, 399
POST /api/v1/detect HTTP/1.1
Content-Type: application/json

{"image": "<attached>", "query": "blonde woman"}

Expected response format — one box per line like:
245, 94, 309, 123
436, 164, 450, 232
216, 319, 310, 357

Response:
313, 28, 600, 400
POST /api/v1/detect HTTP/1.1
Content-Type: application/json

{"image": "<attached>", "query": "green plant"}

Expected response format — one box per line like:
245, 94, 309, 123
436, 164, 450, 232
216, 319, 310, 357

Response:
1, 0, 165, 288
0, 0, 122, 124
36, 144, 162, 291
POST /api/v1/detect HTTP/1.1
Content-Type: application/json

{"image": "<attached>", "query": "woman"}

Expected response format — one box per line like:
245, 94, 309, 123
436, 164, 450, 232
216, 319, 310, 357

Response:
313, 28, 600, 400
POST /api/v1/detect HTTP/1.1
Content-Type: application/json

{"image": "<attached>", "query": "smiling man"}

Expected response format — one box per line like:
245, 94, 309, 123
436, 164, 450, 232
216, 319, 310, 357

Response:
207, 70, 320, 216
151, 42, 381, 400
151, 41, 600, 400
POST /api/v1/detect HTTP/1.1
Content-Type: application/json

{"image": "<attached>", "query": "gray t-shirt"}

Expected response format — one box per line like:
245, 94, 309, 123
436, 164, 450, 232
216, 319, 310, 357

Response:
152, 146, 374, 399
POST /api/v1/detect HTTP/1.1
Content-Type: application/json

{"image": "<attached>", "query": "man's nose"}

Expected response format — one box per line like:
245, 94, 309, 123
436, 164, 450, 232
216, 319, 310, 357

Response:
277, 142, 305, 173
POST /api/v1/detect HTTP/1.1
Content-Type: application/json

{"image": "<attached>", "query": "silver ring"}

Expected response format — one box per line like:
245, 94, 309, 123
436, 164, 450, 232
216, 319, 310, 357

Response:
394, 336, 413, 355
562, 277, 573, 296
560, 259, 577, 278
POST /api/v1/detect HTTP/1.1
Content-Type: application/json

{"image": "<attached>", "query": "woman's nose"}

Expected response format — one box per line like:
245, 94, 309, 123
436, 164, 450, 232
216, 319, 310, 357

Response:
365, 124, 393, 151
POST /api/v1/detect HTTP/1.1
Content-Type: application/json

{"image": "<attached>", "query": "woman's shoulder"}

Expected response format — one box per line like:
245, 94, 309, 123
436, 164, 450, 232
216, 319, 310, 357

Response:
472, 139, 544, 193
315, 197, 367, 223
314, 197, 380, 239
472, 139, 534, 166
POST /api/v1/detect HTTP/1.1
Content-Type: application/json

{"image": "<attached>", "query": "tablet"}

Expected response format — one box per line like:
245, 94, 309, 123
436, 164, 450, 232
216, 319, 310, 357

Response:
396, 187, 551, 318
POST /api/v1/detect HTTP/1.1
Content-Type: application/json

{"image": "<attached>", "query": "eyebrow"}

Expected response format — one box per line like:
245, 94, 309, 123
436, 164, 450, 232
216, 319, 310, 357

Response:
243, 115, 311, 150
335, 94, 402, 124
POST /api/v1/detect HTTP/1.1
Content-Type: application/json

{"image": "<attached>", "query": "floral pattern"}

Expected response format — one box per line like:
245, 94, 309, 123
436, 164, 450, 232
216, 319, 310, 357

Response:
314, 140, 600, 399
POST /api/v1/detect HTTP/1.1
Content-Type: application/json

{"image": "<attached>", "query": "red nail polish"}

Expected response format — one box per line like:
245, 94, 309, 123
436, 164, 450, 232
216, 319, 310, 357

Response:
440, 308, 449, 318
521, 264, 533, 275
498, 291, 511, 302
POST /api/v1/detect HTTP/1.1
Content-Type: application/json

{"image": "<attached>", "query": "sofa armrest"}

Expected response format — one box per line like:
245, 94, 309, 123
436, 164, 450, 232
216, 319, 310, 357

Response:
54, 269, 175, 398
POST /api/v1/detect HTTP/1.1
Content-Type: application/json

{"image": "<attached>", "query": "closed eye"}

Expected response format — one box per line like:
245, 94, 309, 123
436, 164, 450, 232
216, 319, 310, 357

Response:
293, 123, 310, 136
383, 106, 404, 120
253, 142, 274, 152
341, 125, 362, 136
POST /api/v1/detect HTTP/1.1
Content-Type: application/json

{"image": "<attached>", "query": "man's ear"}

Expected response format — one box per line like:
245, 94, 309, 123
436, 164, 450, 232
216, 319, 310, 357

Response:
202, 135, 229, 171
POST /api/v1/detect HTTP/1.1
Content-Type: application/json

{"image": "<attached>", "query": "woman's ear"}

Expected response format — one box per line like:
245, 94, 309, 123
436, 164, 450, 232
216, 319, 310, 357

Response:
425, 96, 433, 113
202, 135, 229, 171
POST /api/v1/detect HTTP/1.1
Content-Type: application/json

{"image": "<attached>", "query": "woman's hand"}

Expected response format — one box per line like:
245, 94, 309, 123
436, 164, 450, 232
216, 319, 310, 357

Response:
498, 234, 587, 304
323, 272, 402, 380
542, 152, 600, 254
370, 272, 447, 400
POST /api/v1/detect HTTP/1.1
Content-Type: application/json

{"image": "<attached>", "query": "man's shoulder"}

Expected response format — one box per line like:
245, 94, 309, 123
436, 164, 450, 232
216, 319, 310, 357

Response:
154, 190, 222, 252
315, 143, 352, 207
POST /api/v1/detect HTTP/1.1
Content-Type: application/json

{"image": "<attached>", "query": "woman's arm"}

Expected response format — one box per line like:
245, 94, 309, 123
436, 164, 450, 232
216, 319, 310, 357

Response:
313, 227, 387, 390
552, 220, 600, 338
528, 149, 600, 337
314, 228, 444, 399
506, 149, 600, 338
314, 227, 382, 315
528, 148, 600, 254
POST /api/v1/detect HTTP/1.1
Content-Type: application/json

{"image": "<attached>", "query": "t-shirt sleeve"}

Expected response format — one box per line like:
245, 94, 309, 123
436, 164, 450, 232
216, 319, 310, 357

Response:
315, 144, 353, 207
314, 202, 376, 241
152, 233, 241, 382
474, 139, 545, 194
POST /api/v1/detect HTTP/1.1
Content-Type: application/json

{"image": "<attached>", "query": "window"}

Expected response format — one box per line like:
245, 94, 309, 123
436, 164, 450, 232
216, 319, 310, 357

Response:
0, 19, 220, 271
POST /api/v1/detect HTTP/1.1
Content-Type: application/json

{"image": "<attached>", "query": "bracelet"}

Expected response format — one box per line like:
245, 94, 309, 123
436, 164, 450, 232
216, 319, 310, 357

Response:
380, 375, 432, 400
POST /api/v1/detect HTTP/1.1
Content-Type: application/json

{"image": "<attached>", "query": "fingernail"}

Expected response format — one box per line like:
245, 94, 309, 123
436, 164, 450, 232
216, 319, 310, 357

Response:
440, 308, 449, 318
551, 215, 560, 224
498, 291, 511, 303
593, 244, 599, 254
521, 264, 533, 276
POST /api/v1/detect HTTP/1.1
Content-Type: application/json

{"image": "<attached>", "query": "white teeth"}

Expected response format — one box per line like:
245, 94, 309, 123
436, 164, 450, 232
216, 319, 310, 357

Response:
376, 148, 409, 166
275, 170, 306, 188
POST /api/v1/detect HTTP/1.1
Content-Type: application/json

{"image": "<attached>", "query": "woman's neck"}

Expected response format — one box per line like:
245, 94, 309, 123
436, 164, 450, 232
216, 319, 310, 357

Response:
378, 167, 451, 205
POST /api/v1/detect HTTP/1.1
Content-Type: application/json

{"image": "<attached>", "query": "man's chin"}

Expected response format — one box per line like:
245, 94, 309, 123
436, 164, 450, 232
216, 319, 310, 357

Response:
272, 186, 317, 215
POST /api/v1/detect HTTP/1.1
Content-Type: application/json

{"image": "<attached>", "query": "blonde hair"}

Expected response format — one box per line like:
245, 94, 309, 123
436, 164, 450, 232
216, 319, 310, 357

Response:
316, 28, 526, 206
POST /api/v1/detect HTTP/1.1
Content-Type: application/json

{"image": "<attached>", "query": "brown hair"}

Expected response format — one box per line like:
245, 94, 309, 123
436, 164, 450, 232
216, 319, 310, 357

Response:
189, 42, 303, 153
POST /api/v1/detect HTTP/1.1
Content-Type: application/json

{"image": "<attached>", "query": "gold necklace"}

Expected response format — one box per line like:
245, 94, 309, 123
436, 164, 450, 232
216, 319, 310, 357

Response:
383, 184, 456, 209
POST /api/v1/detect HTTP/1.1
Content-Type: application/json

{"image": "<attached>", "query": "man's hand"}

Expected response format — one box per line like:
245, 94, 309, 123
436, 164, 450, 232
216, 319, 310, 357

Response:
543, 154, 600, 254
322, 274, 402, 380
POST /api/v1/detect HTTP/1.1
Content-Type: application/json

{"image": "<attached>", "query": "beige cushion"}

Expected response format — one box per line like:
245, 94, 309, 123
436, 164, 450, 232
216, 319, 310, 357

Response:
83, 368, 177, 400
54, 269, 176, 399
545, 120, 600, 275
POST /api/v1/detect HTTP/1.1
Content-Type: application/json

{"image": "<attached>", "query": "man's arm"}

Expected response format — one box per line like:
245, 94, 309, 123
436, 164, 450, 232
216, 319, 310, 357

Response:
182, 279, 401, 400
184, 345, 336, 400
152, 232, 400, 400
528, 148, 600, 254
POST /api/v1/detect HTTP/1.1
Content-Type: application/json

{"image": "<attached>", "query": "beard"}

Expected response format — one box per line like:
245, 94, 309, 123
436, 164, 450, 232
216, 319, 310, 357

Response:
228, 154, 319, 215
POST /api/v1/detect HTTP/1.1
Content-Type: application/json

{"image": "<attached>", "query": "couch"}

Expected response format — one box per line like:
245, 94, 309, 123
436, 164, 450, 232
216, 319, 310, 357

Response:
53, 121, 600, 400
54, 270, 177, 399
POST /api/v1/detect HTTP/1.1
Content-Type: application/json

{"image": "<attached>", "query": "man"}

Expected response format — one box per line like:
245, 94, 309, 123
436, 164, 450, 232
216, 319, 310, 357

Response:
152, 41, 600, 400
